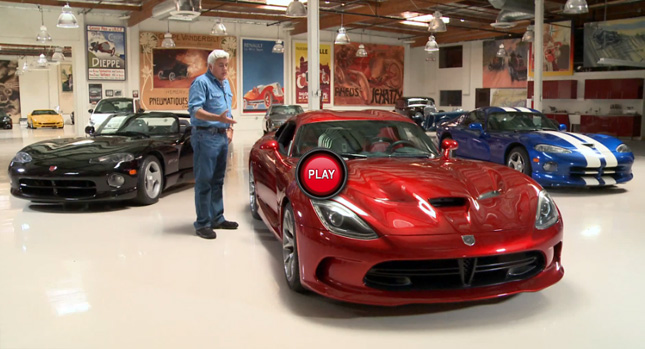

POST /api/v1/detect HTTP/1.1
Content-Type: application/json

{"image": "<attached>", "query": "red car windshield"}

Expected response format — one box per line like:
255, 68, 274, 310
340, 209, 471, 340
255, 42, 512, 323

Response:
292, 120, 439, 158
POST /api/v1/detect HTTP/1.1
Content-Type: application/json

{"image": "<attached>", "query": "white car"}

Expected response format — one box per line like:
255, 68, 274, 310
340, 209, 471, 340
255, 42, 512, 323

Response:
88, 98, 143, 127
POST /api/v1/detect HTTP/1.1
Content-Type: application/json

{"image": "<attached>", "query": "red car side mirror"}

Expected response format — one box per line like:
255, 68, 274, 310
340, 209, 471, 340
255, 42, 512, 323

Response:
441, 139, 459, 159
260, 139, 279, 151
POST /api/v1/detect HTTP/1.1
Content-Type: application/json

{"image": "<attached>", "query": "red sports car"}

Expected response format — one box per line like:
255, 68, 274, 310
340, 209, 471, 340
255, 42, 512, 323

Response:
249, 110, 564, 306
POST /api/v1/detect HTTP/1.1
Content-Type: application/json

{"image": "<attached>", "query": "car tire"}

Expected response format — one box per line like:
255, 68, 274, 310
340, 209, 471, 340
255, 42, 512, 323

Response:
282, 203, 306, 293
134, 155, 164, 205
158, 71, 164, 80
249, 166, 261, 220
507, 147, 531, 176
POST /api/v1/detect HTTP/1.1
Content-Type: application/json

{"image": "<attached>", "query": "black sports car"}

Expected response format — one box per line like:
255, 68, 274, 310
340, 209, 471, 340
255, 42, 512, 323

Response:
1, 112, 12, 129
8, 112, 194, 205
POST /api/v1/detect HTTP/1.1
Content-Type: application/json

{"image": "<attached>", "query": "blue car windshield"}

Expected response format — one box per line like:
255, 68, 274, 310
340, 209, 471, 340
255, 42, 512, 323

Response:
488, 112, 559, 131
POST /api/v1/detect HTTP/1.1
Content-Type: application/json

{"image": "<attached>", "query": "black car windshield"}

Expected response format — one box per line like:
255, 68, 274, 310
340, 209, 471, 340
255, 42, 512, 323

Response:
292, 120, 439, 158
96, 114, 179, 136
32, 110, 57, 115
488, 112, 560, 131
94, 99, 133, 113
271, 105, 304, 115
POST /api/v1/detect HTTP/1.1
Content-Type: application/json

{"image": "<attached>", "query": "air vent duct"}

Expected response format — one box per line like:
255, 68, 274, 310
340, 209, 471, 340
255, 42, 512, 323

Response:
152, 0, 202, 22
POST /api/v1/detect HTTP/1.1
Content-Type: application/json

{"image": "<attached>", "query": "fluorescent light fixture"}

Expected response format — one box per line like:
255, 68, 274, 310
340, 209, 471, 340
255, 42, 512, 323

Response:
401, 20, 429, 27
262, 5, 287, 11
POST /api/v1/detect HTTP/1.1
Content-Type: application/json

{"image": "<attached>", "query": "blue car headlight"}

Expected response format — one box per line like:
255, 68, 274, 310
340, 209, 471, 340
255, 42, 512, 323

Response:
535, 190, 559, 230
616, 144, 631, 153
311, 199, 378, 240
89, 153, 134, 164
534, 144, 572, 154
12, 151, 32, 164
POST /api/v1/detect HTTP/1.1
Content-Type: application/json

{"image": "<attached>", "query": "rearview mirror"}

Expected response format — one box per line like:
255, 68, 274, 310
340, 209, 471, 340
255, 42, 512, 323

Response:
441, 139, 459, 160
259, 139, 279, 151
559, 124, 567, 131
88, 109, 94, 113
469, 123, 484, 132
85, 125, 95, 135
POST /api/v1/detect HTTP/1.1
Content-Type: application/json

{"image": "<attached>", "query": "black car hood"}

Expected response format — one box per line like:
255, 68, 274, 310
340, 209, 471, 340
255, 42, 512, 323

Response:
22, 136, 152, 163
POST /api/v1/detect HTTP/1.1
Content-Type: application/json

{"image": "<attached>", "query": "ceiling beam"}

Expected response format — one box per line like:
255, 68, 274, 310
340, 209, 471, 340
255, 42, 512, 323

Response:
0, 0, 138, 12
128, 0, 167, 27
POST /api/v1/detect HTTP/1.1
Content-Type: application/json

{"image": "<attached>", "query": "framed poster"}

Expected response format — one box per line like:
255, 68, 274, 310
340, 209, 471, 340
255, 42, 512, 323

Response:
0, 60, 21, 121
294, 42, 331, 104
334, 43, 404, 106
114, 90, 122, 97
242, 39, 284, 113
584, 17, 645, 67
483, 38, 529, 88
529, 21, 573, 77
105, 89, 114, 97
86, 25, 126, 81
60, 64, 73, 92
139, 32, 238, 111
89, 84, 102, 104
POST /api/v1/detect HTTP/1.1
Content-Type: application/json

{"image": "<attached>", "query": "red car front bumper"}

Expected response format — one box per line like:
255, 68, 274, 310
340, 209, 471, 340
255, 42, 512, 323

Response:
296, 221, 564, 306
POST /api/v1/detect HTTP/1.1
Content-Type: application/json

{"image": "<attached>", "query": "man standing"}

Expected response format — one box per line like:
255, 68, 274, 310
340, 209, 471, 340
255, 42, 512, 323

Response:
188, 49, 238, 239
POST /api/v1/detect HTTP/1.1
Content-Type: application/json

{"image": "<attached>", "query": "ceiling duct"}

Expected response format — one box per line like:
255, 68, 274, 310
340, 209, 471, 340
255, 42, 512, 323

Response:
489, 0, 534, 29
152, 0, 202, 22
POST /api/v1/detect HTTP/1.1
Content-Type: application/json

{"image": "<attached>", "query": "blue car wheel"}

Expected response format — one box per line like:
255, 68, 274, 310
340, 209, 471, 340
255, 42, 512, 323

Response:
507, 147, 531, 176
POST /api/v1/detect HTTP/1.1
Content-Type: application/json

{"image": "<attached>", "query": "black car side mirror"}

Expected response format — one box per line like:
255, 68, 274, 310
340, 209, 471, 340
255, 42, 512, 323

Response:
88, 109, 94, 113
85, 125, 95, 135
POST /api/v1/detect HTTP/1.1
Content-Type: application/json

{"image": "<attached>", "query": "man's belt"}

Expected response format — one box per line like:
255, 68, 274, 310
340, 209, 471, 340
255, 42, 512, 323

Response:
196, 126, 228, 134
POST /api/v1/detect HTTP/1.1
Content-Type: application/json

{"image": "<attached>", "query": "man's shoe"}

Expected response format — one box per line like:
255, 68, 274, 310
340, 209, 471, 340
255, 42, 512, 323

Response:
196, 227, 217, 239
212, 220, 239, 230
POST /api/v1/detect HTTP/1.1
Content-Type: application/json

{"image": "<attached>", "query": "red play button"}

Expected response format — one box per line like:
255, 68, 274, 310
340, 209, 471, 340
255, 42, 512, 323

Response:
296, 149, 348, 199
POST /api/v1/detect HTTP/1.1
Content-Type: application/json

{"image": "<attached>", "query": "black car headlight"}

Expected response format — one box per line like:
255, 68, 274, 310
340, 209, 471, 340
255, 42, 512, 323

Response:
311, 199, 378, 240
616, 144, 631, 153
535, 190, 559, 230
89, 153, 134, 164
12, 151, 32, 164
534, 144, 571, 154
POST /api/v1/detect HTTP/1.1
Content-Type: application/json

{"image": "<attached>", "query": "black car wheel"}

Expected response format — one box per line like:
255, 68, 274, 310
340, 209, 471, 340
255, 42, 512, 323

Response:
135, 155, 164, 205
282, 203, 305, 292
249, 166, 261, 220
157, 71, 164, 80
507, 147, 531, 176
169, 72, 176, 81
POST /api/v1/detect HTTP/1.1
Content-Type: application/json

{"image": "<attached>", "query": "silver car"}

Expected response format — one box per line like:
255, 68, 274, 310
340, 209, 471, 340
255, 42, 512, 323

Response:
263, 105, 304, 133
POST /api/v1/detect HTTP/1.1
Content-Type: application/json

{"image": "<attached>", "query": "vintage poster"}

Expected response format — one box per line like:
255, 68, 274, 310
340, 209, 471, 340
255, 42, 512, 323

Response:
242, 39, 284, 113
294, 42, 331, 104
0, 60, 20, 122
139, 32, 238, 111
491, 89, 528, 108
483, 39, 529, 88
86, 25, 126, 81
334, 43, 404, 106
89, 84, 102, 104
60, 64, 73, 92
584, 17, 645, 67
529, 21, 573, 77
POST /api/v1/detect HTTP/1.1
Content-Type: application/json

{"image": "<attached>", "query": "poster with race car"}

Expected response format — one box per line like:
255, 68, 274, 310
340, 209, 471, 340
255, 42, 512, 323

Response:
483, 38, 529, 88
242, 39, 284, 113
294, 42, 331, 105
334, 43, 404, 106
86, 25, 126, 81
529, 21, 573, 77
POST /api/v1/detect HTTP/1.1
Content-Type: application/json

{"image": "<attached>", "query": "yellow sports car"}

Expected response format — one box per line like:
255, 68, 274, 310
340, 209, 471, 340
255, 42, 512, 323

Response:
27, 109, 64, 129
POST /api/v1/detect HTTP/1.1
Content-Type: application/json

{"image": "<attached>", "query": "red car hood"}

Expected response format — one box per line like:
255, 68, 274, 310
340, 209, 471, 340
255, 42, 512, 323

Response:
337, 158, 541, 236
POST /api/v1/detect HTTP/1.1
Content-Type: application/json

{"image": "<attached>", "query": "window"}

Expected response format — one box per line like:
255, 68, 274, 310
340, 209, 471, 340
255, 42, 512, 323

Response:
439, 46, 463, 68
440, 90, 462, 107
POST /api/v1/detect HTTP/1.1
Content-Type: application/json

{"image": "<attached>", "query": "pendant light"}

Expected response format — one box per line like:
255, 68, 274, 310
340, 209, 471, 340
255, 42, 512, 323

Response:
356, 30, 367, 57
211, 18, 227, 35
52, 47, 65, 61
57, 3, 79, 28
37, 53, 48, 67
272, 24, 284, 53
36, 6, 52, 43
424, 35, 439, 52
563, 0, 589, 14
522, 25, 534, 42
286, 0, 307, 18
334, 13, 350, 45
496, 43, 507, 57
428, 11, 447, 33
161, 21, 176, 48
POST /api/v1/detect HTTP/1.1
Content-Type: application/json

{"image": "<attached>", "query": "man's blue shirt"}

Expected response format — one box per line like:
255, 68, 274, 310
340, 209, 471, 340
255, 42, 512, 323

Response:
188, 69, 233, 128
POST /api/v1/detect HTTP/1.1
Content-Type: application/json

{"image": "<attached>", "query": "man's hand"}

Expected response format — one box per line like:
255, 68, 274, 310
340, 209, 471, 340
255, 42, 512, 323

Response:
226, 128, 233, 144
218, 110, 237, 124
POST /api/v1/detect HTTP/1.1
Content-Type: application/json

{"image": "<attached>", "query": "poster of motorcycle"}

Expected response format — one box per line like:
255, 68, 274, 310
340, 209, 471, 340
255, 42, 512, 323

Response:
86, 25, 126, 81
482, 39, 529, 88
529, 21, 573, 77
334, 43, 404, 106
139, 32, 238, 111
584, 17, 645, 68
153, 48, 210, 89
294, 42, 331, 105
242, 39, 284, 113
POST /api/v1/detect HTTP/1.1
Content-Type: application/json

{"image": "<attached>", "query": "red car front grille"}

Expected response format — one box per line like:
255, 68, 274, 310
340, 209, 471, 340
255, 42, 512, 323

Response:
364, 251, 545, 291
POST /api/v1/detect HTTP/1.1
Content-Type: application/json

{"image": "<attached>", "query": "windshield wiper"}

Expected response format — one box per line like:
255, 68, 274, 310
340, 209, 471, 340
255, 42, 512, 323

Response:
112, 131, 150, 138
339, 153, 367, 159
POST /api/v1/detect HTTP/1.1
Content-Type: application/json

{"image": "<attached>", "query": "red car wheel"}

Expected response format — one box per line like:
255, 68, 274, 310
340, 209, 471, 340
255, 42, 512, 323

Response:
282, 203, 305, 293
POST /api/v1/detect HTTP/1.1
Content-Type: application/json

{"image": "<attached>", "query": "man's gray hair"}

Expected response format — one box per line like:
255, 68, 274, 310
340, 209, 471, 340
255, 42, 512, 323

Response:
207, 49, 230, 66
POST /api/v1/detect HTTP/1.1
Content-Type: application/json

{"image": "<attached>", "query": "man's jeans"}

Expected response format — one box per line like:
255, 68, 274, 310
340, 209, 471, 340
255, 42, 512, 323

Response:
191, 129, 228, 230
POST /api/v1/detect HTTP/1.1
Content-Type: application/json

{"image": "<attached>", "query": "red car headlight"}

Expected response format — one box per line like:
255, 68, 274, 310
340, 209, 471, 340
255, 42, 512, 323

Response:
535, 190, 559, 230
311, 199, 378, 240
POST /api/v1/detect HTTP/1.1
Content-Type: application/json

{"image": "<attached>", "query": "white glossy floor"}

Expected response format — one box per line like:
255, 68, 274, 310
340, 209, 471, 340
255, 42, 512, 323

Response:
1, 125, 644, 348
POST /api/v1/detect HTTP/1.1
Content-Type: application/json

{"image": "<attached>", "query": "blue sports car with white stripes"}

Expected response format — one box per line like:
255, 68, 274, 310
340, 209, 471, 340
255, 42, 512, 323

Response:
436, 107, 634, 187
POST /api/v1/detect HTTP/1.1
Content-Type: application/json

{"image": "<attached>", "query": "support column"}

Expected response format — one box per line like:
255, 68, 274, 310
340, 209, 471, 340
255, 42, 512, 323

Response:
307, 0, 320, 111
534, 0, 544, 112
